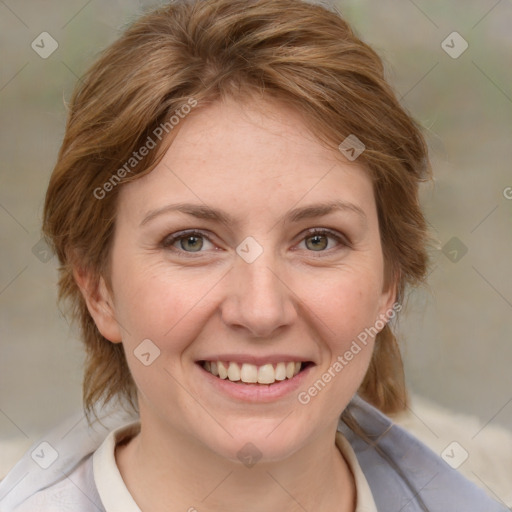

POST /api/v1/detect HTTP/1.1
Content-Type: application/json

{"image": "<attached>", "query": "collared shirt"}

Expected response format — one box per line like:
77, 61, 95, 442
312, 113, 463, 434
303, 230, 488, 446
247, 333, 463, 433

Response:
92, 421, 378, 512
1, 394, 508, 511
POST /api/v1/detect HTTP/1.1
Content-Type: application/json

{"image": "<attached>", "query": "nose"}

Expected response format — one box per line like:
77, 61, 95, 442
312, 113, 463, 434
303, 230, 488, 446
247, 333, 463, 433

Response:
220, 249, 297, 338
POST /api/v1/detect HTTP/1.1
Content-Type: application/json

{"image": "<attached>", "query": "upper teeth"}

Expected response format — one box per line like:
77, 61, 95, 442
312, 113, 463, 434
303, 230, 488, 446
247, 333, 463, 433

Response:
203, 361, 302, 384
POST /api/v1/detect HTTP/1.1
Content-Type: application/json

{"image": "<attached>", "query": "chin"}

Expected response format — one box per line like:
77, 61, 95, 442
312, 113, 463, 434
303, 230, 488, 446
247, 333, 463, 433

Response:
197, 418, 311, 465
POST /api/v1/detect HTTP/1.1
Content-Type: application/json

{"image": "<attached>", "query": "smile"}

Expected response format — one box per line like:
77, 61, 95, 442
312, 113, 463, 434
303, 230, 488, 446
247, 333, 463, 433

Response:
200, 360, 314, 385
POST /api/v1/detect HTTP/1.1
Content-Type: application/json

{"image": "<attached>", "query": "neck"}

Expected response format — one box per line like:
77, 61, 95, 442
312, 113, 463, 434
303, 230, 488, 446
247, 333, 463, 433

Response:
116, 414, 356, 512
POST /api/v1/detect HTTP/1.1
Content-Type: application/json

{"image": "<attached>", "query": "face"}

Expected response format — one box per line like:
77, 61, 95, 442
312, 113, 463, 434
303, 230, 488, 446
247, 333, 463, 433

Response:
85, 97, 396, 463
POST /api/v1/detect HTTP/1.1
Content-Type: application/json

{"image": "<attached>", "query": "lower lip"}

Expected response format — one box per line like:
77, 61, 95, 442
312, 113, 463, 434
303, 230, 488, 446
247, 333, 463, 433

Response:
195, 363, 315, 403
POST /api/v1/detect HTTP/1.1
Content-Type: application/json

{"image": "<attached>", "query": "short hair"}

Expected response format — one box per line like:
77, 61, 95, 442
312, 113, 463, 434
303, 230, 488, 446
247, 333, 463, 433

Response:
43, 0, 432, 424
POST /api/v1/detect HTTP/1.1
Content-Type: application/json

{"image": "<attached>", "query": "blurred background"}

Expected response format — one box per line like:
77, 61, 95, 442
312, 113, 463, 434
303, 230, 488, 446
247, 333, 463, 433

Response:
1, 0, 511, 504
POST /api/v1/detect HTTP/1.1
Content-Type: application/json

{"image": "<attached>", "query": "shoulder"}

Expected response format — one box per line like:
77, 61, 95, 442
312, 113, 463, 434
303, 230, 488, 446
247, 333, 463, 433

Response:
11, 456, 104, 512
0, 405, 137, 512
340, 395, 509, 512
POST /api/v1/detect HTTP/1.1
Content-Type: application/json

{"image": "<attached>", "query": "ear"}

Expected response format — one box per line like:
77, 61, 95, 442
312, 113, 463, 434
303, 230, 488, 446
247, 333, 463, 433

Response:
376, 270, 400, 329
73, 266, 123, 343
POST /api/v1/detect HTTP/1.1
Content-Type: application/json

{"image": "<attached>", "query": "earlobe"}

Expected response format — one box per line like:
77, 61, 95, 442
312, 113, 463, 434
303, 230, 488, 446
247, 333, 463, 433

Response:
73, 267, 123, 343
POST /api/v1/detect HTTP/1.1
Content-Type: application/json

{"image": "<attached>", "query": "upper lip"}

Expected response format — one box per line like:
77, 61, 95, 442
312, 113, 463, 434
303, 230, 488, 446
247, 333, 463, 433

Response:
197, 354, 315, 366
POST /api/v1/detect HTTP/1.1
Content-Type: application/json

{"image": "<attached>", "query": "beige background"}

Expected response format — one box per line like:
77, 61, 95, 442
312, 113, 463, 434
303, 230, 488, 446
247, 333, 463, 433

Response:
1, 0, 511, 467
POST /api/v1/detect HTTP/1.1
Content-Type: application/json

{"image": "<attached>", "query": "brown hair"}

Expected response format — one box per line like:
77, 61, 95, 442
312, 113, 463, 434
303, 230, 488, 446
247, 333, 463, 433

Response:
43, 0, 431, 424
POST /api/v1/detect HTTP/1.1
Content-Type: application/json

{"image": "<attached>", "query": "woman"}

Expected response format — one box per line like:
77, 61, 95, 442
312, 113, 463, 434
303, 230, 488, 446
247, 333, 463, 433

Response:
0, 0, 507, 510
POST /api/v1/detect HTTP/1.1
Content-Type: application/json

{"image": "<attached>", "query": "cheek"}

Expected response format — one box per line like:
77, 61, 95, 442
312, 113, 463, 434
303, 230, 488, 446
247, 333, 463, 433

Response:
110, 265, 212, 404
294, 270, 383, 414
111, 259, 220, 352
299, 265, 385, 342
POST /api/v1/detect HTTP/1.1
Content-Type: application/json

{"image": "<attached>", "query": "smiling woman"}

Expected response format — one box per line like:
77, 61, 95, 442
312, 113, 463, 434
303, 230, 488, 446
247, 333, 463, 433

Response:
0, 1, 507, 511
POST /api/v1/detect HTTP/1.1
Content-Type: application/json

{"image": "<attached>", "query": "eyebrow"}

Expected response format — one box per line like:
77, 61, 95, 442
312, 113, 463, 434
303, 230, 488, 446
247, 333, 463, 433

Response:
140, 200, 367, 227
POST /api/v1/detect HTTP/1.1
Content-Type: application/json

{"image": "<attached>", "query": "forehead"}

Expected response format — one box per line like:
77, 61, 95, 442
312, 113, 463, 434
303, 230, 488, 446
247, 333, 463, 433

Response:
117, 97, 376, 225
161, 97, 348, 178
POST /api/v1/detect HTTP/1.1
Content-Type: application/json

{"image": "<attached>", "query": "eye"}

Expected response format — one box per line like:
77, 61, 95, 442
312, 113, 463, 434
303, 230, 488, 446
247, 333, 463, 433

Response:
161, 228, 349, 256
162, 230, 215, 254
297, 228, 349, 252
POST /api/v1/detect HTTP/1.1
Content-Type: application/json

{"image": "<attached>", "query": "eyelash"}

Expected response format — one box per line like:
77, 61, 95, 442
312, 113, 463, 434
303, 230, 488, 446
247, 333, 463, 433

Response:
161, 228, 351, 257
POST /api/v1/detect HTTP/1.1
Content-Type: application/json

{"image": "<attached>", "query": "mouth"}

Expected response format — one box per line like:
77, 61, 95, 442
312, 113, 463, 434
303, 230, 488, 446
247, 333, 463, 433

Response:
197, 360, 315, 385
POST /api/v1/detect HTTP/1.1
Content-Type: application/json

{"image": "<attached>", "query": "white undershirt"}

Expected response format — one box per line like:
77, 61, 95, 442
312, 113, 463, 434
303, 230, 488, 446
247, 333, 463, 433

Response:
93, 421, 378, 512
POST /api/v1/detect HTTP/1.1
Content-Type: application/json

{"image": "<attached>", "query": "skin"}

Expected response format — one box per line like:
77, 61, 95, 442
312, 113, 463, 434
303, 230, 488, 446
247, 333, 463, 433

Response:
77, 96, 397, 512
